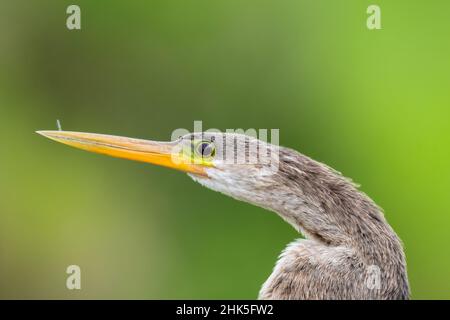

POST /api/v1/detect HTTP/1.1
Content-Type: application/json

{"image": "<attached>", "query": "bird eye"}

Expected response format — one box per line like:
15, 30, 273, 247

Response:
195, 141, 216, 158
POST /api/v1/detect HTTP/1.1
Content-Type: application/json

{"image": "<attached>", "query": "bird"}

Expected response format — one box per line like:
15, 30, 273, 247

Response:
36, 129, 410, 300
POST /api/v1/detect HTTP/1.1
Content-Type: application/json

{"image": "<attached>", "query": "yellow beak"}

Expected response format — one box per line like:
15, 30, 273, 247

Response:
36, 130, 207, 176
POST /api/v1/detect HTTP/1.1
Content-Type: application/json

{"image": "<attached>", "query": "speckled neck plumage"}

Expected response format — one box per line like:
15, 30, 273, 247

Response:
255, 148, 410, 299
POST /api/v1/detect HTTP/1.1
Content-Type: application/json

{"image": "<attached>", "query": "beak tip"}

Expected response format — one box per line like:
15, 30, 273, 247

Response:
36, 130, 59, 140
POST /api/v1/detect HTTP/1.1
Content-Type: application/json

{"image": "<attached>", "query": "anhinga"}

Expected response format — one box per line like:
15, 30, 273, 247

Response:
37, 130, 409, 299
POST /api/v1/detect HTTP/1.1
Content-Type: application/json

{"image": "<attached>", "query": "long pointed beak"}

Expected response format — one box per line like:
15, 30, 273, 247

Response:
36, 130, 207, 176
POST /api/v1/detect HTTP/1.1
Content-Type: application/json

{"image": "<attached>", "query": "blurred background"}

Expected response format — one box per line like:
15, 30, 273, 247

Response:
0, 0, 449, 299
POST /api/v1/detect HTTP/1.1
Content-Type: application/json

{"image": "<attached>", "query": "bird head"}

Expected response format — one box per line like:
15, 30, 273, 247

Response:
36, 130, 280, 205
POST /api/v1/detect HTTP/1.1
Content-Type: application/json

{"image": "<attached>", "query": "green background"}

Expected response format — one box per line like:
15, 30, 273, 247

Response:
0, 0, 449, 299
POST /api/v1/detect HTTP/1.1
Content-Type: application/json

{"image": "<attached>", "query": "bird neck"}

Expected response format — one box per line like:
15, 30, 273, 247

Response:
263, 150, 406, 265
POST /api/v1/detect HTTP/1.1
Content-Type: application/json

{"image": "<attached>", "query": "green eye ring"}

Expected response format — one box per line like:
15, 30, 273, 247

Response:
195, 141, 216, 158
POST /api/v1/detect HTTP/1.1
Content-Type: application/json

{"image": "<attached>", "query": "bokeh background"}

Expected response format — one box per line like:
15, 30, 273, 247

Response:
0, 0, 449, 299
